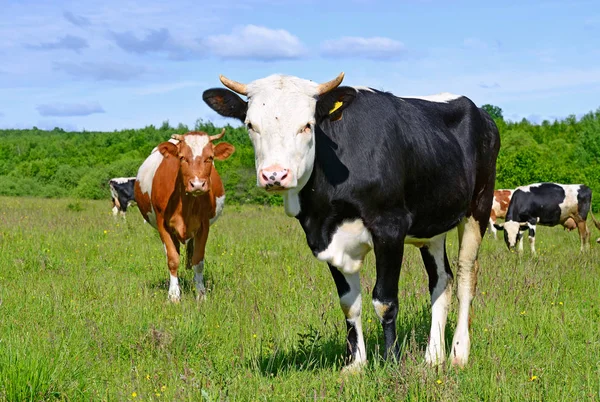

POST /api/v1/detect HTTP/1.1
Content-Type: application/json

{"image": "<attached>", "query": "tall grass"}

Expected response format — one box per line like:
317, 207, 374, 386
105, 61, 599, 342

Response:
0, 197, 599, 400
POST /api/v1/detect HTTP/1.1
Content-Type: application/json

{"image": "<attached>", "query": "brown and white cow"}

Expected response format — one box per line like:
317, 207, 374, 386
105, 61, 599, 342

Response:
134, 130, 234, 302
489, 188, 577, 240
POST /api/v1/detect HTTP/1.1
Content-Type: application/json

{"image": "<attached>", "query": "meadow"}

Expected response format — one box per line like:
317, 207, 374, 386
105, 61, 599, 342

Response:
1, 196, 599, 401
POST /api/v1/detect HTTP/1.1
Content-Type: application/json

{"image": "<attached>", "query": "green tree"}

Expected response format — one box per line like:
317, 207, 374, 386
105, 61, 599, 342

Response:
481, 104, 504, 120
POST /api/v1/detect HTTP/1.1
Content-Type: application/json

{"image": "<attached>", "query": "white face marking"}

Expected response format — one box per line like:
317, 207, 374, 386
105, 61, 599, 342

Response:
339, 272, 367, 369
503, 220, 522, 248
168, 274, 181, 302
403, 92, 462, 103
245, 75, 319, 196
137, 149, 164, 198
184, 135, 209, 159
317, 219, 373, 274
209, 195, 226, 225
423, 234, 452, 366
110, 177, 136, 184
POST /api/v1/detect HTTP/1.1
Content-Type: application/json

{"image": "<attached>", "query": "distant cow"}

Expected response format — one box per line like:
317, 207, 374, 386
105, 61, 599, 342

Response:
591, 212, 600, 243
494, 183, 592, 254
109, 177, 136, 216
489, 188, 577, 239
134, 130, 234, 302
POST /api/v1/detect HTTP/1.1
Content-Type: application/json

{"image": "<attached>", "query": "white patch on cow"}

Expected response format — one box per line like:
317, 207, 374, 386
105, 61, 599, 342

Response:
403, 92, 462, 103
340, 272, 367, 371
193, 261, 206, 301
184, 135, 209, 159
112, 205, 118, 216
353, 86, 375, 92
137, 150, 164, 198
245, 75, 318, 194
516, 183, 542, 193
110, 177, 135, 184
451, 217, 482, 367
424, 235, 452, 366
168, 274, 181, 302
558, 185, 580, 221
317, 219, 373, 275
210, 195, 226, 225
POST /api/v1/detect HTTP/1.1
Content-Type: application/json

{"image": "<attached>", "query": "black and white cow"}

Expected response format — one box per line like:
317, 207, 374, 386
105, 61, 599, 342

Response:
109, 177, 136, 216
494, 182, 592, 254
203, 73, 500, 370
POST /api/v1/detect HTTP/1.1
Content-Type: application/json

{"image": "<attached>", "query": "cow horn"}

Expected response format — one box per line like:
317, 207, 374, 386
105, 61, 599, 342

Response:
220, 75, 248, 95
316, 72, 345, 95
209, 128, 226, 142
171, 134, 185, 141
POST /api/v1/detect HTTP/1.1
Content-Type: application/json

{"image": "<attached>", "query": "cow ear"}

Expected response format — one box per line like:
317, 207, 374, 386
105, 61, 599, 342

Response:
493, 223, 504, 231
213, 142, 235, 161
203, 89, 247, 122
158, 141, 178, 158
316, 86, 357, 123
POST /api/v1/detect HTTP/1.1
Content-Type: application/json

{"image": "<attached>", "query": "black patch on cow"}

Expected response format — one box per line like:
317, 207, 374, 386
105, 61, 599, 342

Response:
577, 185, 592, 220
506, 183, 571, 226
202, 89, 247, 122
420, 243, 453, 294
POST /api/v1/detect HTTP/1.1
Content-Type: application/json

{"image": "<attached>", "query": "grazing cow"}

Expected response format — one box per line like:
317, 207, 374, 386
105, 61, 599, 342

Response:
494, 183, 592, 254
134, 130, 234, 302
203, 73, 500, 369
109, 177, 136, 216
489, 189, 577, 239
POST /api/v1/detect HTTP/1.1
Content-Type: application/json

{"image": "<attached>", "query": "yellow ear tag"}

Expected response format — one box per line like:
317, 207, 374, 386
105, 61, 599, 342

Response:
329, 101, 343, 115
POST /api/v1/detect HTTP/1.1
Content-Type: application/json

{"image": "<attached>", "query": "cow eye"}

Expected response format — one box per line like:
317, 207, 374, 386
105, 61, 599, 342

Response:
300, 123, 312, 134
246, 122, 253, 130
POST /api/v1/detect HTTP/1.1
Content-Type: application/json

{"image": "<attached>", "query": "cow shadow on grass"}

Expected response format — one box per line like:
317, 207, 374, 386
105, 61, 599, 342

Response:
249, 303, 456, 376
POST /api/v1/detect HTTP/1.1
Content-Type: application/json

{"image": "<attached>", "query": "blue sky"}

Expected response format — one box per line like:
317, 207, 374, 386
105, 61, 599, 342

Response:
1, 0, 599, 131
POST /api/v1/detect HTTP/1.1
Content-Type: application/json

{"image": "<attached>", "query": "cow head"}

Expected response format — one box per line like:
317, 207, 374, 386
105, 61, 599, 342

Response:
494, 221, 529, 250
158, 129, 234, 196
203, 73, 356, 215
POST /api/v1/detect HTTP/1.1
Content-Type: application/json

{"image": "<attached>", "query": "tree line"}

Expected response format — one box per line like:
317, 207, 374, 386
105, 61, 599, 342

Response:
1, 106, 599, 211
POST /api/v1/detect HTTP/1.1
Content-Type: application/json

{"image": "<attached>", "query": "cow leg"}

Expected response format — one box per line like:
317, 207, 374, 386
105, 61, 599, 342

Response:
157, 225, 182, 302
451, 216, 483, 367
518, 233, 524, 253
527, 222, 536, 255
192, 224, 209, 301
328, 265, 366, 372
420, 234, 453, 366
111, 198, 119, 216
371, 221, 405, 361
576, 219, 590, 252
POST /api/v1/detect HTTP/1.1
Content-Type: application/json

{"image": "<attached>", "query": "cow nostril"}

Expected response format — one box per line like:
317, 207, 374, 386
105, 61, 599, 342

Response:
280, 172, 288, 181
262, 172, 269, 182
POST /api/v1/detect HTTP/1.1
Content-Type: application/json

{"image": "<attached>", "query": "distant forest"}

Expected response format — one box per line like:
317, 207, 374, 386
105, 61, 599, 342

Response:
1, 105, 600, 211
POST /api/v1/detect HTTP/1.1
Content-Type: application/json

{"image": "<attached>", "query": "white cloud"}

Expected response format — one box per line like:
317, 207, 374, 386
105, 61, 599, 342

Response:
63, 11, 91, 28
136, 81, 204, 95
27, 35, 89, 53
204, 25, 306, 60
36, 102, 105, 117
320, 36, 407, 60
110, 28, 203, 60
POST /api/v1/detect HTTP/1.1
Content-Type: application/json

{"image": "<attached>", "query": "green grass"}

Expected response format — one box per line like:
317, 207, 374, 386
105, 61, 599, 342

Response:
0, 196, 599, 401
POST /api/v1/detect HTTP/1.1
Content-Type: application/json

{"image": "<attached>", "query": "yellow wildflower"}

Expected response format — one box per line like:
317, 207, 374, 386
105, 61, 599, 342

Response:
520, 311, 526, 315
436, 379, 442, 384
132, 392, 137, 398
161, 385, 167, 392
529, 375, 538, 381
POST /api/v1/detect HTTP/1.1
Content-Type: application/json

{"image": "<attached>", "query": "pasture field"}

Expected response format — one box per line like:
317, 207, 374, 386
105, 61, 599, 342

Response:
1, 196, 599, 401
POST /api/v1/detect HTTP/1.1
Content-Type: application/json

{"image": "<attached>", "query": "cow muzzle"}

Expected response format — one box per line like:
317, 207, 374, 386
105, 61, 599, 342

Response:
187, 178, 209, 195
258, 165, 293, 191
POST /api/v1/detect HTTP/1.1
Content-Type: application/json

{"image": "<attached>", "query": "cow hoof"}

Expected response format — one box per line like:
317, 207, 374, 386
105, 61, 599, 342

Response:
450, 355, 468, 368
168, 292, 181, 303
341, 360, 366, 375
196, 291, 206, 302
